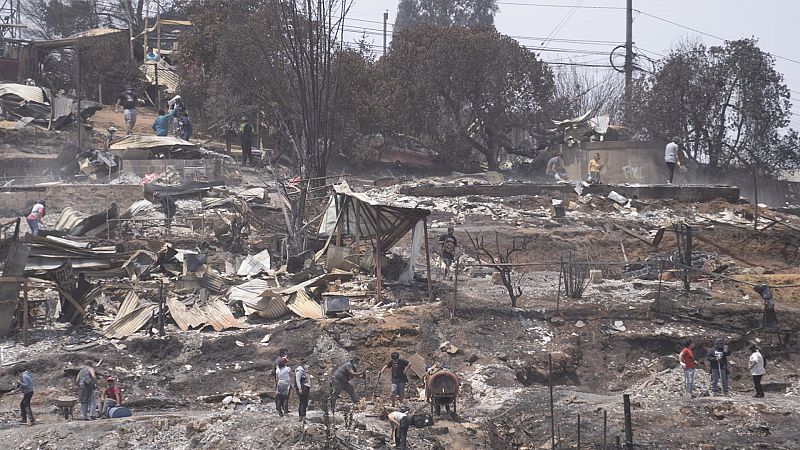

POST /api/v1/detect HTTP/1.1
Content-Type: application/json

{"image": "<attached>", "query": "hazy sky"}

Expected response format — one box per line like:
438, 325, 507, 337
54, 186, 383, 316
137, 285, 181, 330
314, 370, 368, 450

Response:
344, 1, 800, 129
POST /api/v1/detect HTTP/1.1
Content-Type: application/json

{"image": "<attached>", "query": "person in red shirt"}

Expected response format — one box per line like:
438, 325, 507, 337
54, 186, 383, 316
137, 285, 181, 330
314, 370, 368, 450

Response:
679, 341, 697, 399
101, 377, 123, 418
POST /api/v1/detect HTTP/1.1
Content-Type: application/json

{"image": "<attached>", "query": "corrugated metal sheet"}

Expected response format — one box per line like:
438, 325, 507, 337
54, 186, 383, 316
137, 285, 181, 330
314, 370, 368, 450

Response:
116, 291, 140, 319
318, 181, 430, 252
141, 61, 181, 94
286, 289, 323, 319
0, 83, 47, 103
3, 242, 30, 276
228, 279, 274, 314
54, 207, 87, 232
201, 271, 227, 293
102, 303, 157, 339
407, 353, 428, 381
202, 299, 246, 331
257, 296, 292, 319
109, 134, 195, 151
166, 296, 204, 331
166, 296, 246, 331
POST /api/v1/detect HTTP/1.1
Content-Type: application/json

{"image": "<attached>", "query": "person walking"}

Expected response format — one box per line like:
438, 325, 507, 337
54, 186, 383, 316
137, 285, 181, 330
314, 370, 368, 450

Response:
115, 88, 138, 135
15, 366, 35, 425
76, 361, 98, 420
706, 338, 732, 396
749, 345, 766, 398
679, 341, 696, 399
295, 358, 312, 421
330, 357, 365, 411
239, 116, 254, 166
664, 137, 680, 184
26, 200, 45, 236
275, 357, 292, 417
379, 352, 411, 407
438, 227, 457, 279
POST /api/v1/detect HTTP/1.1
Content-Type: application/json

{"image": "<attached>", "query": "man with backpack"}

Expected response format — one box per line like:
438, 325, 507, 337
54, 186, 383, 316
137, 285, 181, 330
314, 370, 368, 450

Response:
706, 338, 732, 396
76, 361, 98, 420
379, 352, 411, 407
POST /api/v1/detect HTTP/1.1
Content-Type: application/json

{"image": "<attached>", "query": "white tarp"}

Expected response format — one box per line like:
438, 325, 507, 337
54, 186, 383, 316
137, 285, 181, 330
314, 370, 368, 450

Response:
237, 248, 271, 277
399, 221, 424, 283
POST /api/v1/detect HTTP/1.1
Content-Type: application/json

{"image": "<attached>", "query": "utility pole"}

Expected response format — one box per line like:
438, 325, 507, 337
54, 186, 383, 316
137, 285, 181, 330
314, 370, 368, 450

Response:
383, 10, 388, 57
156, 0, 162, 110
144, 0, 150, 57
624, 0, 633, 122
76, 47, 82, 148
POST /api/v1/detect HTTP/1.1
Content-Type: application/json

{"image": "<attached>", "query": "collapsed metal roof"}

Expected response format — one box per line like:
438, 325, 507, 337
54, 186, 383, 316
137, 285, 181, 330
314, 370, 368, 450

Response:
319, 181, 431, 252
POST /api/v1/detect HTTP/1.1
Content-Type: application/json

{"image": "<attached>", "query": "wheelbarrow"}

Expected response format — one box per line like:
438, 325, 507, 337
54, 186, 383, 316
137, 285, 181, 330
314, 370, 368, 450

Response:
425, 369, 460, 416
53, 396, 78, 420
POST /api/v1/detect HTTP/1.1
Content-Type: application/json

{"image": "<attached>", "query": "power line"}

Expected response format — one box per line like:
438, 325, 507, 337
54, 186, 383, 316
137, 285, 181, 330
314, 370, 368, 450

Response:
537, 0, 585, 56
497, 1, 624, 10
635, 9, 800, 66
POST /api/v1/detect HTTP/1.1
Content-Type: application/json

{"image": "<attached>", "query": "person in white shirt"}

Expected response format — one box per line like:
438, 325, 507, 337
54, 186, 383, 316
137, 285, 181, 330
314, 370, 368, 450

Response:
748, 345, 766, 398
388, 407, 412, 449
26, 201, 45, 236
664, 137, 681, 184
275, 357, 292, 416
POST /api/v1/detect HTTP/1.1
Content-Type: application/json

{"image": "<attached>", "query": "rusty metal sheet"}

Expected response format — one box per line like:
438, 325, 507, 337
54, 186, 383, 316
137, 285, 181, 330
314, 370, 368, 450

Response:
407, 353, 428, 381
166, 296, 205, 331
286, 289, 323, 319
201, 299, 246, 331
257, 296, 292, 319
102, 304, 157, 339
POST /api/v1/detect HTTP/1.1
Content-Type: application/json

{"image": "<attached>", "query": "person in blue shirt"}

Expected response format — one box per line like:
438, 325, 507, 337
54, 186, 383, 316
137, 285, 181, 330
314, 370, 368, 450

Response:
151, 109, 174, 137
15, 366, 35, 425
145, 47, 159, 62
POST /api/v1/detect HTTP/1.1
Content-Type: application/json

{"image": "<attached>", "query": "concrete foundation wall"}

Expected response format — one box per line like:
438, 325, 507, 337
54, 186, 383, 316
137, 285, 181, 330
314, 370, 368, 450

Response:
0, 184, 143, 215
120, 159, 226, 182
559, 141, 666, 184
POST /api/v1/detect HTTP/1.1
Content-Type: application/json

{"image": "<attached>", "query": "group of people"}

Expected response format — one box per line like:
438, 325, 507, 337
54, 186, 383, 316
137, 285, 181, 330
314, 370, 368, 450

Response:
269, 350, 416, 448
542, 136, 685, 185
679, 339, 767, 399
114, 88, 192, 141
10, 361, 124, 425
271, 349, 313, 420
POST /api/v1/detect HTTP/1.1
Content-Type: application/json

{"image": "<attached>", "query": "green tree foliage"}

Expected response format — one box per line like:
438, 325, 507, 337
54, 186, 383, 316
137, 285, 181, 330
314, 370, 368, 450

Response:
377, 25, 555, 170
632, 39, 799, 172
394, 0, 498, 31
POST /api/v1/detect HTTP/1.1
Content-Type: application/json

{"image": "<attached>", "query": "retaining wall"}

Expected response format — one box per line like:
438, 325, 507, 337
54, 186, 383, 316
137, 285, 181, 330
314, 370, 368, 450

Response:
0, 184, 143, 215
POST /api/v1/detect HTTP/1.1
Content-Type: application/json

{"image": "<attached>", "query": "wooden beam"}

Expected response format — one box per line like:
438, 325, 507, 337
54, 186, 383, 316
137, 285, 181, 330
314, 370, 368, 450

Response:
375, 206, 382, 303
424, 218, 432, 303
54, 285, 86, 316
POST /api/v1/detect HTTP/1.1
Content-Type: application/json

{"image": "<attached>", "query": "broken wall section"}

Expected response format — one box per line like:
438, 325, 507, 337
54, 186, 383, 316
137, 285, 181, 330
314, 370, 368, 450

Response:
0, 184, 143, 215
